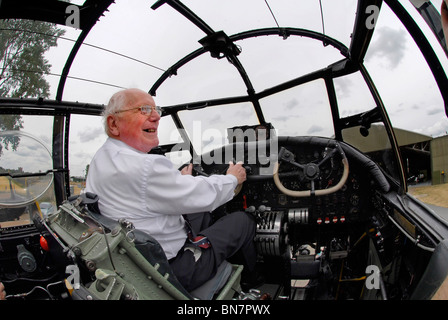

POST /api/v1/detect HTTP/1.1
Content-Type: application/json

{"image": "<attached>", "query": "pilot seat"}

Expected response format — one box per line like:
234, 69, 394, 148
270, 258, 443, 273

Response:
47, 192, 243, 300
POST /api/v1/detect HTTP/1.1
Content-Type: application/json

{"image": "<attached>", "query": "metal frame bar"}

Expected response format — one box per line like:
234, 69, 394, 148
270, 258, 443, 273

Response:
385, 0, 448, 117
1, 0, 447, 201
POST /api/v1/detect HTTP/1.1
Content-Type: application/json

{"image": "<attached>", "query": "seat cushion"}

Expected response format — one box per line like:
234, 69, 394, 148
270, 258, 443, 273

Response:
189, 260, 233, 300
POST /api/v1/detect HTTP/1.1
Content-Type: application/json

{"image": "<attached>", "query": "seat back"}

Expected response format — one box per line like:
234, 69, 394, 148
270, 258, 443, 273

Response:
77, 192, 192, 299
76, 193, 237, 300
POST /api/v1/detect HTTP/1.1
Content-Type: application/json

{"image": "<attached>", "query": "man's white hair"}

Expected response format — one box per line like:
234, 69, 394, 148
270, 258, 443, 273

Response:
102, 88, 143, 136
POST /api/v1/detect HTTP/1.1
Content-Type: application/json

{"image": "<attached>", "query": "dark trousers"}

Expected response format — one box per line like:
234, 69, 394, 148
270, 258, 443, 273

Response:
169, 211, 256, 291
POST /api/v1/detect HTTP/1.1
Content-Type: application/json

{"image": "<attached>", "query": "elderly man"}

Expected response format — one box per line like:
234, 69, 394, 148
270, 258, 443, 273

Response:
86, 88, 256, 293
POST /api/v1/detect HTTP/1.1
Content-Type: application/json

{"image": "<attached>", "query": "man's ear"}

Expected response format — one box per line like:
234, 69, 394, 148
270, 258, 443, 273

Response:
107, 115, 120, 137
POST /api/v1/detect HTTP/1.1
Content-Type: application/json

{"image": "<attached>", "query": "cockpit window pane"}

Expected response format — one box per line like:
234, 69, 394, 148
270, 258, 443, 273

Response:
0, 116, 56, 227
260, 79, 334, 138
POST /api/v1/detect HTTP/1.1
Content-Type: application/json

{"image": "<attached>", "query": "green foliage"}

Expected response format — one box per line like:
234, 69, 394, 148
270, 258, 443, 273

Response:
0, 19, 65, 155
0, 19, 65, 98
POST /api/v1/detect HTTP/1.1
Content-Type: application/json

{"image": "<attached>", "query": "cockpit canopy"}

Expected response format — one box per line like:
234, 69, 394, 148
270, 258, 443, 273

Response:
0, 0, 447, 208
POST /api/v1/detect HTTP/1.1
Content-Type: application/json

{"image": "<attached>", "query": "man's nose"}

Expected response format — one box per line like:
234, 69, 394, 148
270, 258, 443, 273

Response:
148, 109, 161, 120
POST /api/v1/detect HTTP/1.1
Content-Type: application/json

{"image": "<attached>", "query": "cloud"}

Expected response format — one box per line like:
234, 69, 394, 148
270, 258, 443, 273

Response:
1, 137, 52, 173
78, 127, 104, 143
416, 119, 448, 137
285, 98, 299, 110
427, 107, 441, 116
334, 77, 352, 98
307, 124, 324, 135
272, 114, 301, 123
430, 118, 448, 137
234, 108, 255, 119
272, 115, 288, 122
208, 114, 222, 125
366, 27, 407, 69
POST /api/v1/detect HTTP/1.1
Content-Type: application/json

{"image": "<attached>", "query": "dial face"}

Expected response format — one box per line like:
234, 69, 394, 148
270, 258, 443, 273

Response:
263, 181, 274, 191
350, 194, 360, 207
286, 180, 301, 190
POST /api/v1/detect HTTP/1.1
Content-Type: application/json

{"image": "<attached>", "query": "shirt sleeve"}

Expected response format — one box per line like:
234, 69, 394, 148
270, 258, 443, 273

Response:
144, 155, 238, 214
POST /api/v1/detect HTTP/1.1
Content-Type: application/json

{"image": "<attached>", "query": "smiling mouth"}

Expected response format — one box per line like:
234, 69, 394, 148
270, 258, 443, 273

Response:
143, 129, 156, 133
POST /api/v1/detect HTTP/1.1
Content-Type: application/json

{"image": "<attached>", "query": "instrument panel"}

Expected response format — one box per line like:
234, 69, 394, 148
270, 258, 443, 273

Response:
230, 172, 364, 225
202, 138, 369, 225
200, 136, 374, 257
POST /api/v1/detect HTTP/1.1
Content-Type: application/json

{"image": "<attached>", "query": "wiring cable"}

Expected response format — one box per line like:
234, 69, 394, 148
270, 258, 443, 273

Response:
264, 0, 280, 28
0, 27, 166, 90
319, 0, 326, 37
0, 28, 166, 72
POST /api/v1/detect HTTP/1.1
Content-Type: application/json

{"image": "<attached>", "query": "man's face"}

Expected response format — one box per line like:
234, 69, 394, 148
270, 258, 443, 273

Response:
109, 90, 160, 153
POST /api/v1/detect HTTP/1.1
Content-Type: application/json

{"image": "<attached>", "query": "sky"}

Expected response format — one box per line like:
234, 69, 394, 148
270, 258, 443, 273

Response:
14, 0, 448, 177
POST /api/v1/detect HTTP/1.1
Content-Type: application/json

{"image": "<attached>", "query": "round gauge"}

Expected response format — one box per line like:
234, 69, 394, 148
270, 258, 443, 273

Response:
350, 194, 360, 207
352, 178, 360, 190
289, 180, 301, 190
264, 181, 274, 191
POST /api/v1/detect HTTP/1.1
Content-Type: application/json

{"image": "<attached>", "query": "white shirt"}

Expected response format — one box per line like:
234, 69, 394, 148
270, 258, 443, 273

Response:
85, 138, 237, 259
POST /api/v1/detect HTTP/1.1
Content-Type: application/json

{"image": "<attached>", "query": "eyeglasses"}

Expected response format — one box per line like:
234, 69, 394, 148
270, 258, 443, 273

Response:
114, 105, 162, 116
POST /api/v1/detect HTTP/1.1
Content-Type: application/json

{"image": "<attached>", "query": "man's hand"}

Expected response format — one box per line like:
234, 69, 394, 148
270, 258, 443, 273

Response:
442, 1, 448, 47
0, 282, 6, 300
226, 161, 247, 185
181, 163, 193, 175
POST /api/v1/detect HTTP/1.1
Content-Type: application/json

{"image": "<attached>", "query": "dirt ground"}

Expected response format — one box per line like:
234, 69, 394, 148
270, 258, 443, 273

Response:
408, 183, 448, 208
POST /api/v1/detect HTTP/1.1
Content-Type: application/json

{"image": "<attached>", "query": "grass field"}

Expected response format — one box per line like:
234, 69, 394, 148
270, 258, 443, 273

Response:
408, 183, 448, 208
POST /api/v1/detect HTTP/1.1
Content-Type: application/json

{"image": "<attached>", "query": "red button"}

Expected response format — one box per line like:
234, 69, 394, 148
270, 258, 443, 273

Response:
40, 236, 49, 251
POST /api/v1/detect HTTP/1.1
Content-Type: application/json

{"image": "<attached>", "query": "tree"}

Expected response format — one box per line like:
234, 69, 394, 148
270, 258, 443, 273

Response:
0, 19, 65, 98
0, 114, 22, 156
0, 19, 65, 155
85, 164, 90, 180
